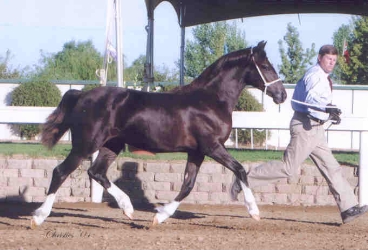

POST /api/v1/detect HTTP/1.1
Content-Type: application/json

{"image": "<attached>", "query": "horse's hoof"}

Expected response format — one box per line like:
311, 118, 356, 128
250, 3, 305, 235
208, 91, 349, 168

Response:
30, 218, 38, 229
152, 215, 159, 226
251, 214, 261, 221
124, 212, 134, 220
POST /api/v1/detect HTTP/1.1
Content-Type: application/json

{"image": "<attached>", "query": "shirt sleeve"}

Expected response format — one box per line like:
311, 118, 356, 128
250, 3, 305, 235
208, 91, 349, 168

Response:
304, 72, 331, 112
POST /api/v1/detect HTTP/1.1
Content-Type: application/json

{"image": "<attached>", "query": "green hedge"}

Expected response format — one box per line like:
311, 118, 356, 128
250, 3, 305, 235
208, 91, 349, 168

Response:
11, 80, 61, 139
232, 90, 268, 146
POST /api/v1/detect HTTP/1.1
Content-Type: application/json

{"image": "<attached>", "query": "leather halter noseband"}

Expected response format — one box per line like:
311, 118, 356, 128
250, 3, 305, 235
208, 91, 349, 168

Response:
251, 47, 281, 93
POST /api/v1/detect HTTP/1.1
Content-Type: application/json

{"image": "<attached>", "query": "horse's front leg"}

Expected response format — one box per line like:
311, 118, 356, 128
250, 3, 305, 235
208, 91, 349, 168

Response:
31, 151, 83, 228
153, 153, 204, 225
206, 144, 260, 221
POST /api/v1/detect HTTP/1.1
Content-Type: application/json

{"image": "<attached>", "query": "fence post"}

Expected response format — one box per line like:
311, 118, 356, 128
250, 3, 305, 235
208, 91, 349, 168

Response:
359, 131, 368, 206
250, 129, 254, 149
90, 151, 104, 203
235, 128, 238, 148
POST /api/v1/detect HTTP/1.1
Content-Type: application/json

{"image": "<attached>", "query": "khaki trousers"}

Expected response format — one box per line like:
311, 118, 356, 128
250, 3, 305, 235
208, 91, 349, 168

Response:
247, 112, 357, 212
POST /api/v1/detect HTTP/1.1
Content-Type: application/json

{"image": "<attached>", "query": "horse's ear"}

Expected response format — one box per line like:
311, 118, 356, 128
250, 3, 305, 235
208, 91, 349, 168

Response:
257, 41, 267, 51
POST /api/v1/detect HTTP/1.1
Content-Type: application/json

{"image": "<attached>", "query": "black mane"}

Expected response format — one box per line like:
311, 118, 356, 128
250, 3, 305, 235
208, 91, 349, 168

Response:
170, 47, 253, 94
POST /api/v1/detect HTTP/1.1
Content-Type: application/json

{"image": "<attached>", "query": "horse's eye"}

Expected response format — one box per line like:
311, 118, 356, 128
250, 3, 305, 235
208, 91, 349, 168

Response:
261, 65, 270, 71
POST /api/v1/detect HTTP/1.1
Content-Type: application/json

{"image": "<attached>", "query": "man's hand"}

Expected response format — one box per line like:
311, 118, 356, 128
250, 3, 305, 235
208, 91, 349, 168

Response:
325, 104, 342, 116
329, 113, 341, 125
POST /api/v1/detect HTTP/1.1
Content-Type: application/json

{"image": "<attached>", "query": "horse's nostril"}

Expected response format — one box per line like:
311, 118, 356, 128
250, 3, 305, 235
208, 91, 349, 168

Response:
282, 91, 287, 101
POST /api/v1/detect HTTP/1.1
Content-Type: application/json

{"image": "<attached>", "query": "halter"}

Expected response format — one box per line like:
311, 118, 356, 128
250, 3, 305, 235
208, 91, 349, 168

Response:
251, 47, 281, 93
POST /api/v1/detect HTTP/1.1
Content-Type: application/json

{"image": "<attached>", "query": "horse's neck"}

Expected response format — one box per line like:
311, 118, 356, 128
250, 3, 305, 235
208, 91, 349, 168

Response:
205, 77, 246, 113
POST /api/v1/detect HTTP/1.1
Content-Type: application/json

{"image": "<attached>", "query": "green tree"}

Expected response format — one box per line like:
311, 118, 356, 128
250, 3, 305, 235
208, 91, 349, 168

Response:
332, 24, 353, 84
123, 55, 145, 83
278, 23, 316, 84
335, 16, 368, 85
184, 21, 247, 78
36, 40, 104, 81
124, 55, 179, 84
0, 50, 23, 79
350, 16, 368, 85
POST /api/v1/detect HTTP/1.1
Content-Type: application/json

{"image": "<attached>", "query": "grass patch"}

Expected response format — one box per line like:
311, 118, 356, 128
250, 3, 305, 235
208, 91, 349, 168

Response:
0, 142, 359, 166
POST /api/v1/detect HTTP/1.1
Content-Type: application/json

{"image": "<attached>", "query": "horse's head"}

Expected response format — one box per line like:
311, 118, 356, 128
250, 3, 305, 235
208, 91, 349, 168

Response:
248, 41, 287, 104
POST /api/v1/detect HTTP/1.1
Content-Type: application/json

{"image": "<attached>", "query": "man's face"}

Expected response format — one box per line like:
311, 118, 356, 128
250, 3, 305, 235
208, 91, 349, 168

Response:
318, 53, 337, 73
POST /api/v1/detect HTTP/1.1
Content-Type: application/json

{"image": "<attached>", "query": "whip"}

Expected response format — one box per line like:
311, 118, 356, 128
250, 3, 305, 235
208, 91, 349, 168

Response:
291, 99, 330, 109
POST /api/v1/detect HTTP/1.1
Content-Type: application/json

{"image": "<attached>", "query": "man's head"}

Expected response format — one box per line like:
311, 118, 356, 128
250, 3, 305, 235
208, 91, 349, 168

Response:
318, 45, 338, 74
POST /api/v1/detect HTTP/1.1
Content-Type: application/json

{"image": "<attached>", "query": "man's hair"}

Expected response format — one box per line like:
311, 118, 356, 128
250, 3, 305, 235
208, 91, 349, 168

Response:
319, 45, 338, 56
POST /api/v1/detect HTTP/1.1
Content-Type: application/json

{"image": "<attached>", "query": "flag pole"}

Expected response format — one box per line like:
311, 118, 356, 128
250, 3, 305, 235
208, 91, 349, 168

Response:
115, 0, 124, 87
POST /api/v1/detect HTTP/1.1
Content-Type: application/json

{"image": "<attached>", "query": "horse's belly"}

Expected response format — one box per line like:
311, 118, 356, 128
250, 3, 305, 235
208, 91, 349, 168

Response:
124, 128, 195, 153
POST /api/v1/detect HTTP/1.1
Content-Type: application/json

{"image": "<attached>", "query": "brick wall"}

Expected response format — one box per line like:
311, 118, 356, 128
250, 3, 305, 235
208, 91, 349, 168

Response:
0, 156, 359, 206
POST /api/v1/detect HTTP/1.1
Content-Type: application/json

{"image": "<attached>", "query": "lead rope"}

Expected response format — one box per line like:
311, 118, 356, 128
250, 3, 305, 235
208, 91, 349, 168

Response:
290, 99, 337, 129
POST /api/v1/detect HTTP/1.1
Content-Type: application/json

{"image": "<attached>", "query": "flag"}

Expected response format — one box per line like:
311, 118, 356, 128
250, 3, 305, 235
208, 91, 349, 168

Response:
343, 39, 350, 64
107, 40, 117, 61
105, 0, 117, 62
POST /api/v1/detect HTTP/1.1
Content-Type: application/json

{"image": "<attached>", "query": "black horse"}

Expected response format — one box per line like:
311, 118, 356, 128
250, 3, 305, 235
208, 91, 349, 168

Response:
31, 41, 287, 227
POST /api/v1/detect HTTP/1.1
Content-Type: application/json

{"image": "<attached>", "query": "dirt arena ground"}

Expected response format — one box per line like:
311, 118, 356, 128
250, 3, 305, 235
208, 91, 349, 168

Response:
1, 201, 368, 250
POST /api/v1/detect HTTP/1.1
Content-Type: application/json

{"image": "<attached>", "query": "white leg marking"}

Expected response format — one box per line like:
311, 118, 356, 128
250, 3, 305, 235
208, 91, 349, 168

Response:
31, 193, 56, 227
92, 151, 99, 161
153, 201, 180, 225
240, 181, 260, 221
107, 182, 134, 219
91, 179, 104, 203
91, 151, 104, 203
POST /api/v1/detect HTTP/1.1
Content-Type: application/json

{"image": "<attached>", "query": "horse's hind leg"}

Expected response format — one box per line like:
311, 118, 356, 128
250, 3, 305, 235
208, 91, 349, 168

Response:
153, 152, 204, 225
31, 150, 83, 228
206, 144, 260, 221
87, 139, 133, 220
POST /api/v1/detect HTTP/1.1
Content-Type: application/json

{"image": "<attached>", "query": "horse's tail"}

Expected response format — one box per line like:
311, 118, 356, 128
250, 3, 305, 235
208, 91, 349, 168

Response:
41, 89, 82, 149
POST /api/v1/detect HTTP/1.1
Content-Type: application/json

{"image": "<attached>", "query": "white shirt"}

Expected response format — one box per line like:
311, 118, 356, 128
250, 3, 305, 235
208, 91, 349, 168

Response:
291, 63, 332, 121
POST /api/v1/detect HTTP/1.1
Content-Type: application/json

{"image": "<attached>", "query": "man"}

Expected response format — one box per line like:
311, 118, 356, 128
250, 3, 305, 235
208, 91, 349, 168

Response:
231, 44, 368, 224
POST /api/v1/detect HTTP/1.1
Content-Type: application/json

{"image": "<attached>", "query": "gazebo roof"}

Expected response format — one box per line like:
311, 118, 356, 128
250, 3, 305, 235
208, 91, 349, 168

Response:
145, 0, 368, 27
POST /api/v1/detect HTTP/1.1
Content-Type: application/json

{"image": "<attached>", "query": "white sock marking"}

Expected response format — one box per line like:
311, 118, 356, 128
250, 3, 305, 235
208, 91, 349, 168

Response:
32, 193, 56, 226
155, 201, 180, 224
92, 151, 99, 161
107, 182, 133, 214
240, 181, 259, 216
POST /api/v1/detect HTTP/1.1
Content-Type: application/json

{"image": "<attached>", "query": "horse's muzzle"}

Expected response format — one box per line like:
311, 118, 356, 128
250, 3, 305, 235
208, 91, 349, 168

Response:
272, 89, 287, 104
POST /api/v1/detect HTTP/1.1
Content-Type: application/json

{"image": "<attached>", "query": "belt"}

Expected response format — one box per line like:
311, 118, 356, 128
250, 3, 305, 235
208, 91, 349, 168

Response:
295, 111, 325, 125
307, 114, 326, 125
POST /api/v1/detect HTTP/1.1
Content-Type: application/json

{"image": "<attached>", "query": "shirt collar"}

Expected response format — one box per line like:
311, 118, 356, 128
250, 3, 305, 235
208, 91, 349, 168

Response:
316, 63, 330, 78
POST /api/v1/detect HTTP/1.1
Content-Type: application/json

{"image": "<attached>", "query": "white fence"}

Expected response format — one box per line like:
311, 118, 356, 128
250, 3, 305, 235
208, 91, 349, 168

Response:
1, 80, 368, 150
0, 106, 367, 206
0, 80, 368, 204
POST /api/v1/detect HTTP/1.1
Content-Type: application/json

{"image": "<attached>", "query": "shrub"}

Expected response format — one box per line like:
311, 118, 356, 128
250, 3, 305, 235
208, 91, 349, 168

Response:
232, 90, 269, 147
157, 84, 179, 92
82, 83, 101, 92
11, 79, 61, 140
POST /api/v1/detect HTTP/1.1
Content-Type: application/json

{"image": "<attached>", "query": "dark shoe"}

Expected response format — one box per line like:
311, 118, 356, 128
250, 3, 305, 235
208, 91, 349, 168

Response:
341, 205, 368, 224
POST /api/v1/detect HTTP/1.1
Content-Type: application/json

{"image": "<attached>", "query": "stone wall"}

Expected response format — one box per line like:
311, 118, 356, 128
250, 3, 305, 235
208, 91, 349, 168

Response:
0, 156, 358, 207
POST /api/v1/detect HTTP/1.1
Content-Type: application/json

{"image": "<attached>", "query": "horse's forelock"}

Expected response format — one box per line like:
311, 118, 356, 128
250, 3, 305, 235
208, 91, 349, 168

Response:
252, 45, 267, 63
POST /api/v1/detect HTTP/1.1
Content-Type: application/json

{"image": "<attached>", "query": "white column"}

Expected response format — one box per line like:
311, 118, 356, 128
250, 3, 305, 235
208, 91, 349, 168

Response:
359, 131, 368, 206
115, 0, 124, 87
